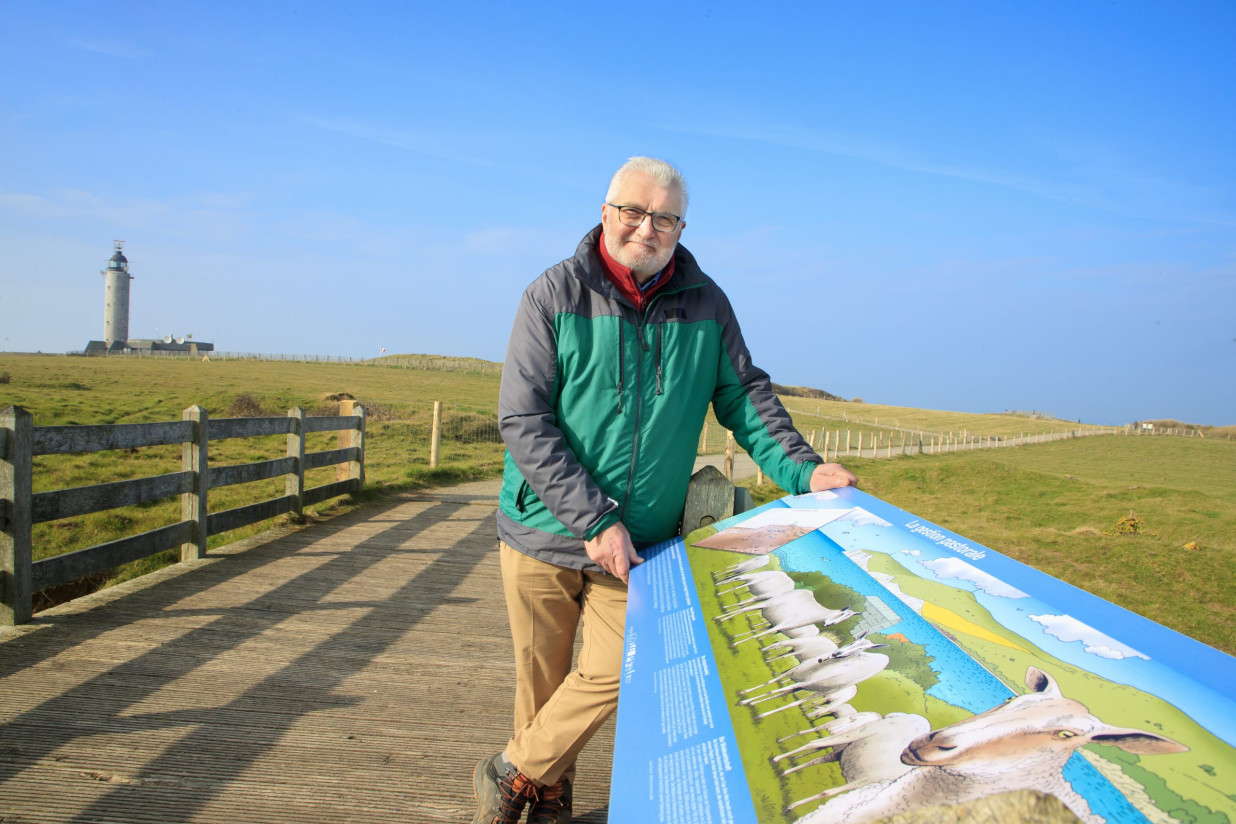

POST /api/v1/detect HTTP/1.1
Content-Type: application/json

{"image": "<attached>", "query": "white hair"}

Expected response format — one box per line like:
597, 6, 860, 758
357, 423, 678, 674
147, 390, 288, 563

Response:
605, 156, 689, 215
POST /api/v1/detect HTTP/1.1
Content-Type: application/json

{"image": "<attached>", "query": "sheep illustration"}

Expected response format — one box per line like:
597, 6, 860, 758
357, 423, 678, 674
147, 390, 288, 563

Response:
790, 667, 1188, 824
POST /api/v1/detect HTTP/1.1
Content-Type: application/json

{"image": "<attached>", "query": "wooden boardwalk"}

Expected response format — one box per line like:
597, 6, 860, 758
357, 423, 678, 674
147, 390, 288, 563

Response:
0, 481, 615, 823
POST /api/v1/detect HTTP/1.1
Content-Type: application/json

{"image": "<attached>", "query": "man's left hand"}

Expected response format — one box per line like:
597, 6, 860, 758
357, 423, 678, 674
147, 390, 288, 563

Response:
810, 463, 858, 491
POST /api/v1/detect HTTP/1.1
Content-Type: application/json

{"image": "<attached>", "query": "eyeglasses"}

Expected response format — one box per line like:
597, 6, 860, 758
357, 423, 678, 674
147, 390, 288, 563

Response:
606, 204, 683, 232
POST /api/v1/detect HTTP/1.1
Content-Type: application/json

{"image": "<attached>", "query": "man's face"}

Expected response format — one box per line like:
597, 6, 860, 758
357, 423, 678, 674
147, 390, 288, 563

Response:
602, 172, 686, 282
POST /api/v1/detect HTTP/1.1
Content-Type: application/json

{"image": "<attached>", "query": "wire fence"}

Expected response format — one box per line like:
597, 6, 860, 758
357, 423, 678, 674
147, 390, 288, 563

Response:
367, 403, 1137, 476
72, 349, 504, 375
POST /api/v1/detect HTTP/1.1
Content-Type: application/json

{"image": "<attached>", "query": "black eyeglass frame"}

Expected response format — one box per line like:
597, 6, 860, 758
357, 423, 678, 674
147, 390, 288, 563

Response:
605, 203, 683, 233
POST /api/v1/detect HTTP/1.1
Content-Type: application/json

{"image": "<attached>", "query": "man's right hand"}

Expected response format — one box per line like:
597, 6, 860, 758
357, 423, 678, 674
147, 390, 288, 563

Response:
585, 521, 643, 585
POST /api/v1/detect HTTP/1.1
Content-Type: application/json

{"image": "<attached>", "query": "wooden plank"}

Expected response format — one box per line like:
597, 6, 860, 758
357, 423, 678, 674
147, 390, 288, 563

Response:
209, 457, 297, 489
303, 447, 357, 470
208, 417, 296, 441
31, 471, 196, 523
303, 415, 358, 434
30, 521, 195, 591
32, 421, 194, 455
0, 490, 626, 823
206, 495, 297, 535
302, 479, 356, 507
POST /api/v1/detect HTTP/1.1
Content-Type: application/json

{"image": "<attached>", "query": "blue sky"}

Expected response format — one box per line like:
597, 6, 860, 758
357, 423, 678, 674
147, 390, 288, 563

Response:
2, 1, 1233, 426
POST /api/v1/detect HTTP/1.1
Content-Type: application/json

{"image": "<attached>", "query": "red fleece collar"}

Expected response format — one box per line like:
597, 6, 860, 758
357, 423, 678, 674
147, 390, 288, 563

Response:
597, 231, 676, 312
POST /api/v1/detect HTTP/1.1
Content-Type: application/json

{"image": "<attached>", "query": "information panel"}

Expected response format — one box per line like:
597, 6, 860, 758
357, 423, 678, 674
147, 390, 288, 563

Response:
611, 487, 1236, 824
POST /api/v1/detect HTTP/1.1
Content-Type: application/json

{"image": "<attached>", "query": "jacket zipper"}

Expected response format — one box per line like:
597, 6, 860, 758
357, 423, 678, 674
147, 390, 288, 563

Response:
616, 322, 624, 413
655, 323, 663, 395
620, 294, 666, 520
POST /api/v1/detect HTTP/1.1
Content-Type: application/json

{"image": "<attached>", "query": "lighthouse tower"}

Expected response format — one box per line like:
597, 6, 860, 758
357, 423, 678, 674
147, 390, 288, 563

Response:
102, 240, 132, 348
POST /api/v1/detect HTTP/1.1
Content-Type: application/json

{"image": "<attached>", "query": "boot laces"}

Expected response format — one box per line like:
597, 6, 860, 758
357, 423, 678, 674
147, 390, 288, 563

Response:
492, 769, 538, 823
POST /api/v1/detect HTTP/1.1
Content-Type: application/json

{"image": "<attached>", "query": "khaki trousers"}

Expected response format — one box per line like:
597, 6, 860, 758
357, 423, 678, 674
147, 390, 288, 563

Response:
499, 543, 627, 786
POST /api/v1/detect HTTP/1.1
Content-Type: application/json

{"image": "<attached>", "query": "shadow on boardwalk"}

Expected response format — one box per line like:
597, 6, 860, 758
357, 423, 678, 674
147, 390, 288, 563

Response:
0, 481, 613, 823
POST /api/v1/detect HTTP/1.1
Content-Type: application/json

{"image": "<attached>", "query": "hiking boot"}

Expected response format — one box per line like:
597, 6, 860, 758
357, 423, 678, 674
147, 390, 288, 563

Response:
472, 752, 539, 824
527, 776, 572, 824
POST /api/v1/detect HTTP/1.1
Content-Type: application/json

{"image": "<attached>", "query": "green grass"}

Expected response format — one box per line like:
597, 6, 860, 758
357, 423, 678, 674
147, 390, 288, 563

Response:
5, 352, 1233, 653
1, 353, 508, 608
743, 435, 1236, 654
779, 396, 1123, 439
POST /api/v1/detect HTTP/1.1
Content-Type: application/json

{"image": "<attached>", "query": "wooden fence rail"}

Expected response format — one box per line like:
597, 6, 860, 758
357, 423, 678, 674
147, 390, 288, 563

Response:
1, 403, 365, 625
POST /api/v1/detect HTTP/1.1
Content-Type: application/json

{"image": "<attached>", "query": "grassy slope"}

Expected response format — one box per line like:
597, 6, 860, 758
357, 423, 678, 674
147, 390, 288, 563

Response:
4, 353, 1232, 653
0, 353, 500, 425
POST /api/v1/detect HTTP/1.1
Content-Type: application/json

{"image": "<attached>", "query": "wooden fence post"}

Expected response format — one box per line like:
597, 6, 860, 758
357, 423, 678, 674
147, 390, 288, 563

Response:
337, 400, 355, 483
350, 404, 366, 491
181, 406, 209, 562
430, 401, 442, 468
1, 406, 33, 625
287, 407, 305, 517
724, 431, 735, 480
699, 421, 709, 455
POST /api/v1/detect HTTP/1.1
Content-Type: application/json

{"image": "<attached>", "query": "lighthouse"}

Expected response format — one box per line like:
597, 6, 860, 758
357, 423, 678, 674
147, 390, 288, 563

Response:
102, 240, 132, 349
84, 242, 216, 355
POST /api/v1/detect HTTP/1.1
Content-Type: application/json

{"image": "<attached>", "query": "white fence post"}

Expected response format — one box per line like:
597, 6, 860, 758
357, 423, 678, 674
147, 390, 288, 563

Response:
430, 401, 442, 468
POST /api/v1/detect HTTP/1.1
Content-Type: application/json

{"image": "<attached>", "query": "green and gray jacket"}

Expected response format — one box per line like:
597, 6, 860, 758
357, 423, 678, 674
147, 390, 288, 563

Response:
497, 225, 821, 570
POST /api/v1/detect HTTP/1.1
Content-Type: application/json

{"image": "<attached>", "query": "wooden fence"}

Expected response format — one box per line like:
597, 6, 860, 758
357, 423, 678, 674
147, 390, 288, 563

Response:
1, 403, 365, 625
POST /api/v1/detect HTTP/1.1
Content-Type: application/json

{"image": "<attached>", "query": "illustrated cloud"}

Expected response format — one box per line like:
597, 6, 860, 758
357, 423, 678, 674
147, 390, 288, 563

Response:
922, 557, 1029, 599
840, 508, 891, 529
1030, 614, 1149, 660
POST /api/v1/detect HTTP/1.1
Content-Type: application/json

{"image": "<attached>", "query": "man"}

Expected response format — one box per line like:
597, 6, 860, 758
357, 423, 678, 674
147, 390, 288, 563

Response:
474, 157, 857, 824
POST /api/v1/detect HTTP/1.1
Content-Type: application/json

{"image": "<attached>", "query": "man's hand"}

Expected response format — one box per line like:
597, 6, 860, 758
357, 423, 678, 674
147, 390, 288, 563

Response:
810, 462, 858, 492
585, 521, 643, 585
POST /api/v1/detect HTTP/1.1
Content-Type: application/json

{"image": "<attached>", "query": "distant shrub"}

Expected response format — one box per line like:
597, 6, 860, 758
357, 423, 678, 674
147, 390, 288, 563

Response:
1103, 510, 1143, 537
308, 404, 340, 418
0, 371, 10, 385
225, 394, 270, 418
448, 411, 502, 443
361, 402, 401, 422
771, 382, 844, 402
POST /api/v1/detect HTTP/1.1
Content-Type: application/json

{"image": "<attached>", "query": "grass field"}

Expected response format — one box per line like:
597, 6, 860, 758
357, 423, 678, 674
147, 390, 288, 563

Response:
3, 352, 1232, 654
1, 353, 507, 605
745, 435, 1236, 654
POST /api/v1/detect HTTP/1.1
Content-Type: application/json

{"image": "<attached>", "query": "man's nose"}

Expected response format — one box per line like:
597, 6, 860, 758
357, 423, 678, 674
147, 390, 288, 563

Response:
636, 217, 658, 238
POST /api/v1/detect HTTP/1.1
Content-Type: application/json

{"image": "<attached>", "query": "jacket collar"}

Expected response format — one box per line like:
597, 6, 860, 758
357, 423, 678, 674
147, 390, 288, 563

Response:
571, 224, 708, 307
